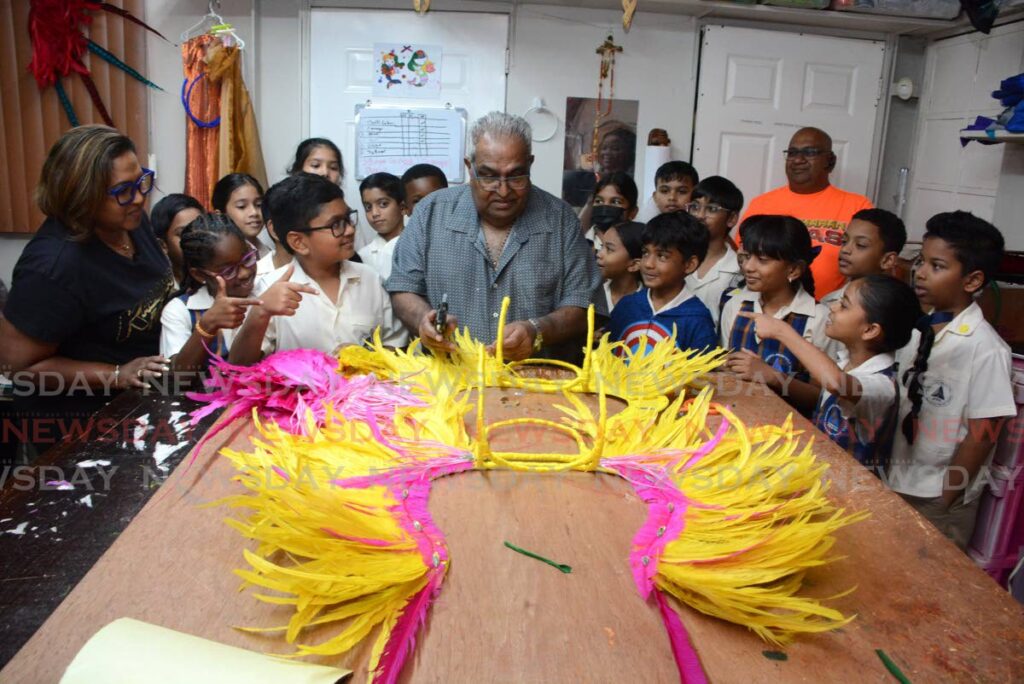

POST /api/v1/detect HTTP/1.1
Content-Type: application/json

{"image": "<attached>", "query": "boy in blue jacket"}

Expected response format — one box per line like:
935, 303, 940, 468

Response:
609, 212, 718, 355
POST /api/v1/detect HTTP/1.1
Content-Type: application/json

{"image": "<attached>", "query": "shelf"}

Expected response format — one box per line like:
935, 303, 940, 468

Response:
960, 129, 1024, 143
523, 0, 1024, 36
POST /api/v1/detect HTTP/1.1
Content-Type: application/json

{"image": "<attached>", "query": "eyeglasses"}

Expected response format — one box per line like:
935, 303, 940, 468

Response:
783, 147, 825, 159
108, 168, 155, 206
293, 210, 358, 238
471, 165, 530, 191
684, 201, 728, 215
202, 248, 258, 281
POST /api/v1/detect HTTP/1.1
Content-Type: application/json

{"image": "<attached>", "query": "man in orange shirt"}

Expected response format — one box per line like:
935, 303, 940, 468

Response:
741, 127, 872, 299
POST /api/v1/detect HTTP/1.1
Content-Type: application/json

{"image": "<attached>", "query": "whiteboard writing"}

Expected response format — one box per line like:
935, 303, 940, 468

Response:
355, 108, 466, 182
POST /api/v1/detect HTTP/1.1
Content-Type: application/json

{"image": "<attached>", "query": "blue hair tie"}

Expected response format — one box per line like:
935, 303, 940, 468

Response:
809, 245, 822, 262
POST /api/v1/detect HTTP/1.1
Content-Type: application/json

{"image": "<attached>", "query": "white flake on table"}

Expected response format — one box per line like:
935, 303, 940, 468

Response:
151, 443, 183, 473
132, 413, 151, 451
76, 459, 111, 468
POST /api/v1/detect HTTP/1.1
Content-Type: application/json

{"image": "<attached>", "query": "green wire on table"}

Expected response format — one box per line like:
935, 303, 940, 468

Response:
876, 649, 911, 684
503, 541, 572, 573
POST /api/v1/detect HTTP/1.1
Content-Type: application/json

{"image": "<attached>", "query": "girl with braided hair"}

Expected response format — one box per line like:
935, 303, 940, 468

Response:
159, 213, 262, 383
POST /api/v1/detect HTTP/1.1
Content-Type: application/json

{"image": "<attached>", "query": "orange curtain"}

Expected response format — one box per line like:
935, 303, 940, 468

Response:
207, 42, 267, 191
182, 35, 220, 210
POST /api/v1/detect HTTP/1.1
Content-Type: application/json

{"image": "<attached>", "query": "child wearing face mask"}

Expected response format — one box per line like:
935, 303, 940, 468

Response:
587, 172, 639, 247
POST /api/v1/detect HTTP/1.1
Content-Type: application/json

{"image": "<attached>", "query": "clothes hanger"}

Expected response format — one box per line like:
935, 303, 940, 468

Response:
179, 0, 246, 49
180, 0, 223, 42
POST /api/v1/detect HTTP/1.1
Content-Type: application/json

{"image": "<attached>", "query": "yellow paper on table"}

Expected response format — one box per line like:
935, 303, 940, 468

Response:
60, 618, 351, 684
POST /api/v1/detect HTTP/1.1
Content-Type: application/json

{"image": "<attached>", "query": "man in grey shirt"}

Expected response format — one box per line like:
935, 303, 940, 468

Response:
387, 112, 603, 361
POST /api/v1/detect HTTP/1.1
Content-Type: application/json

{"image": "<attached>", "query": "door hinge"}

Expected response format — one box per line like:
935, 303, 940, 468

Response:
505, 48, 510, 75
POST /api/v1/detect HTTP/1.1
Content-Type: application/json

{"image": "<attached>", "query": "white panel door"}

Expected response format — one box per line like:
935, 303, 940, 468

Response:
693, 25, 886, 213
904, 22, 1024, 245
310, 9, 508, 246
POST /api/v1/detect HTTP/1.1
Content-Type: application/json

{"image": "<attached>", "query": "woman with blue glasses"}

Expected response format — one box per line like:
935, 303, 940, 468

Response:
0, 125, 175, 456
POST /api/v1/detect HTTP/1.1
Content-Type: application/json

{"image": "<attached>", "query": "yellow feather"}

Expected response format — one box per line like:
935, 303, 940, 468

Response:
213, 297, 866, 660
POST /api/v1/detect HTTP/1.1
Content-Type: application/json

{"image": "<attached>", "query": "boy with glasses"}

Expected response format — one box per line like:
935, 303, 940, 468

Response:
229, 174, 408, 364
684, 176, 744, 326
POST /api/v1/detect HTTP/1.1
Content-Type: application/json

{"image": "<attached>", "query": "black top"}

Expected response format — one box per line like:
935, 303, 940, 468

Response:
4, 216, 174, 365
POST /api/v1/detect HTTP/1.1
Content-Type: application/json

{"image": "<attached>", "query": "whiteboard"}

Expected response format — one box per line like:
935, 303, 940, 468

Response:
354, 106, 467, 182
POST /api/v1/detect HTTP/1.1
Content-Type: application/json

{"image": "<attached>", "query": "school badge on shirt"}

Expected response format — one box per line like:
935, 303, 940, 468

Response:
923, 379, 953, 408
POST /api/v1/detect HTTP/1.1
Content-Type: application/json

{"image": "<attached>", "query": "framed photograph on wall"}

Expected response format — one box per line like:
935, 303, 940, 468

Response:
561, 97, 639, 208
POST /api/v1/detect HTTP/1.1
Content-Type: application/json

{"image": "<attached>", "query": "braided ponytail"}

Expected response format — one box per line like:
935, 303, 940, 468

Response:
176, 213, 245, 297
900, 319, 937, 445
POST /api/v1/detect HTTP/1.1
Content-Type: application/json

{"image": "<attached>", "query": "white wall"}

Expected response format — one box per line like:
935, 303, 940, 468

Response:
875, 36, 927, 216
253, 1, 699, 200
904, 22, 1024, 245
506, 5, 697, 197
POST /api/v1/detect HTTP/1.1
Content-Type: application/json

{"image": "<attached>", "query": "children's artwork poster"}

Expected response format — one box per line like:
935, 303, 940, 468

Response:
561, 97, 639, 208
372, 43, 443, 98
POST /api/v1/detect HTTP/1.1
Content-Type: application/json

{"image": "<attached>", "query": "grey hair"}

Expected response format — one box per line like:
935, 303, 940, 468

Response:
467, 111, 532, 162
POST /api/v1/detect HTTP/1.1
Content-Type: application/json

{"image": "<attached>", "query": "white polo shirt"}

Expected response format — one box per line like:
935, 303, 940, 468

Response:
255, 228, 275, 259
603, 280, 642, 314
719, 285, 829, 351
254, 259, 409, 356
889, 302, 1015, 500
819, 281, 847, 364
256, 251, 292, 277
686, 245, 742, 326
357, 234, 400, 280
159, 286, 240, 357
814, 351, 898, 451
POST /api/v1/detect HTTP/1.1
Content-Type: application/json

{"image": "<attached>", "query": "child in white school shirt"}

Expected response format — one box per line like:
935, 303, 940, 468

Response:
737, 275, 921, 471
819, 208, 906, 363
684, 176, 744, 326
160, 214, 261, 383
229, 174, 407, 365
720, 215, 829, 414
358, 172, 405, 280
255, 182, 292, 277
890, 212, 1015, 550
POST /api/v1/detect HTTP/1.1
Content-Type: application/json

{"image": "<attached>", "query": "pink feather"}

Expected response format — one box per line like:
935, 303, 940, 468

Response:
372, 571, 443, 684
186, 349, 424, 466
321, 527, 400, 547
655, 589, 709, 684
605, 461, 689, 598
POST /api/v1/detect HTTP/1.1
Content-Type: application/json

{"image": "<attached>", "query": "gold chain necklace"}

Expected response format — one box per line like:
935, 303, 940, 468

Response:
487, 230, 509, 268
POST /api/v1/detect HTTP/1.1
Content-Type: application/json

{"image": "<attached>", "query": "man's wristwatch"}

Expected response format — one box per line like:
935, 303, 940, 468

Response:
527, 317, 544, 352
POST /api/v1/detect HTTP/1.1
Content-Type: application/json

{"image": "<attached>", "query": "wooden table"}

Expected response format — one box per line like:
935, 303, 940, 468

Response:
3, 374, 1024, 682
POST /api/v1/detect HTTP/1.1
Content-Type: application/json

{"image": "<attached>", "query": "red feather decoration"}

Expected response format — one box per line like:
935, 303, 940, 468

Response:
79, 70, 114, 126
28, 0, 98, 88
28, 1, 164, 127
99, 2, 170, 43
